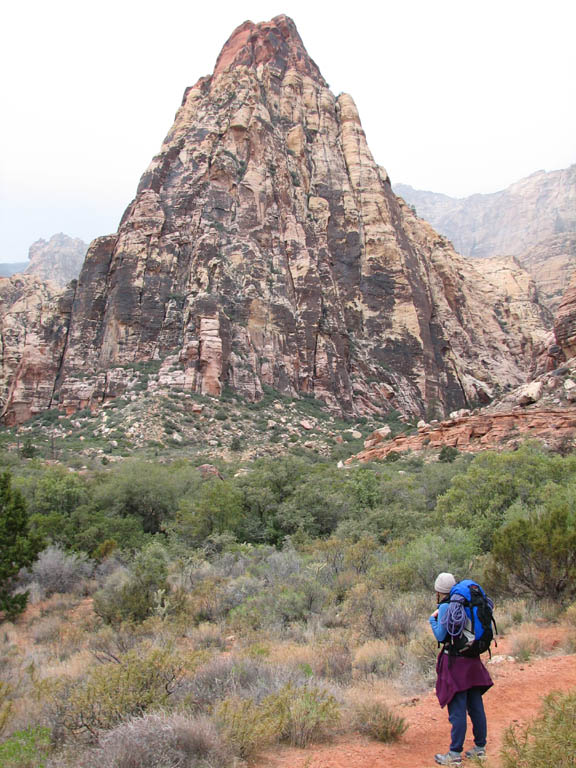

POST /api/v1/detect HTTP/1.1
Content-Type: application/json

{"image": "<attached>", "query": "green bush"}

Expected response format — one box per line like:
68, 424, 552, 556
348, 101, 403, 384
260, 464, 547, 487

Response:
439, 445, 459, 463
214, 697, 278, 758
93, 542, 173, 624
0, 726, 51, 768
500, 690, 576, 767
486, 505, 576, 601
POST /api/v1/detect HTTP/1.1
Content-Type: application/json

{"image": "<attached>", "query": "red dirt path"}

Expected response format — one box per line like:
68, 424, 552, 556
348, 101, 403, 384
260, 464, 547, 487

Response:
258, 651, 576, 768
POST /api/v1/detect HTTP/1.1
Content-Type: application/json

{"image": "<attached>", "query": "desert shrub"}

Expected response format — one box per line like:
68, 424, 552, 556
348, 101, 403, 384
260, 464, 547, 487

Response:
93, 542, 172, 624
259, 548, 303, 584
187, 579, 228, 623
0, 725, 51, 768
31, 616, 63, 645
180, 655, 307, 711
188, 622, 228, 650
220, 575, 264, 613
341, 583, 388, 638
500, 689, 576, 768
396, 628, 438, 691
265, 683, 340, 747
25, 546, 93, 597
376, 528, 480, 593
85, 712, 232, 768
214, 697, 279, 758
511, 634, 542, 662
352, 700, 408, 742
87, 622, 154, 662
353, 640, 400, 678
229, 585, 311, 631
313, 642, 352, 682
45, 646, 189, 738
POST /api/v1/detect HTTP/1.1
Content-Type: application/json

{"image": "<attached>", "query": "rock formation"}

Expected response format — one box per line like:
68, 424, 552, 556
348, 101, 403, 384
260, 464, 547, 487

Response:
395, 166, 576, 313
0, 16, 551, 425
24, 233, 87, 287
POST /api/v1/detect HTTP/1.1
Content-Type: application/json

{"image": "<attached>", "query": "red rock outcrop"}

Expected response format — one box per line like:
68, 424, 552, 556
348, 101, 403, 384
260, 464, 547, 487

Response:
0, 16, 551, 424
349, 409, 576, 463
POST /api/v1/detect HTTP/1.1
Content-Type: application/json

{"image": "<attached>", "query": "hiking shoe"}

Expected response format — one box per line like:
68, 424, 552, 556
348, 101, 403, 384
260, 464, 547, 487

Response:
434, 752, 463, 765
464, 746, 486, 759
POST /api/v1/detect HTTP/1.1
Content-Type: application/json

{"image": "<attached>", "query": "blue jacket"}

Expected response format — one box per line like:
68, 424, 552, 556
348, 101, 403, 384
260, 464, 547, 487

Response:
429, 601, 449, 642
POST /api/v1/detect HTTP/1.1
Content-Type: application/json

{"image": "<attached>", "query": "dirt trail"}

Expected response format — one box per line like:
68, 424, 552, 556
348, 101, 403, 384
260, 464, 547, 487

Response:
258, 650, 576, 768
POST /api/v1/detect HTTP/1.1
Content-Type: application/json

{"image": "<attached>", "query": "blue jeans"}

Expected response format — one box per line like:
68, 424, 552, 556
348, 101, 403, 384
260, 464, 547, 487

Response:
447, 687, 487, 753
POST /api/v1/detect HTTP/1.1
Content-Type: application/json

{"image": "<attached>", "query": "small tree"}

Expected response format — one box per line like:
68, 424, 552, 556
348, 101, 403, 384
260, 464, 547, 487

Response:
487, 505, 576, 602
0, 472, 43, 620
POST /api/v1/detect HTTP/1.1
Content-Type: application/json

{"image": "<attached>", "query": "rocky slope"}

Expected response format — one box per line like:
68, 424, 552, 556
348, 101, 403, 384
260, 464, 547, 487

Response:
395, 167, 576, 312
24, 233, 87, 286
0, 16, 549, 425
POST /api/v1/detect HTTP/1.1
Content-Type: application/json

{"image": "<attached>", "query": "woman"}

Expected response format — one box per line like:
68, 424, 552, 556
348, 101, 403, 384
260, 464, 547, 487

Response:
429, 572, 493, 765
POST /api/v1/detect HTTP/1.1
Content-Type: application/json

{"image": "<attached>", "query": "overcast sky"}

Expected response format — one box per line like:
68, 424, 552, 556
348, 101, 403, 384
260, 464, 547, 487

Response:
1, 0, 574, 262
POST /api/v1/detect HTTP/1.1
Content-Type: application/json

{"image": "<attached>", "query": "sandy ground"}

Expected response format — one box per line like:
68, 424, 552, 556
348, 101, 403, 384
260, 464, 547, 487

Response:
258, 629, 576, 768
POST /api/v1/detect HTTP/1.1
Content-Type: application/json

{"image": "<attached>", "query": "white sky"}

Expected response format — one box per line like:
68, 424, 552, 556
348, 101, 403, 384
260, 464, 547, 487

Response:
1, 0, 575, 262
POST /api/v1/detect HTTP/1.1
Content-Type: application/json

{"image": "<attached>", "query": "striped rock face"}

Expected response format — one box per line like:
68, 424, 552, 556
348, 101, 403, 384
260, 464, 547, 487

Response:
1, 16, 549, 424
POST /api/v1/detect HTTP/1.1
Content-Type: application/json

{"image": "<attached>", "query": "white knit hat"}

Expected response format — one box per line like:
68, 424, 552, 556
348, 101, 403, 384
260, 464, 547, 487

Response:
434, 572, 456, 594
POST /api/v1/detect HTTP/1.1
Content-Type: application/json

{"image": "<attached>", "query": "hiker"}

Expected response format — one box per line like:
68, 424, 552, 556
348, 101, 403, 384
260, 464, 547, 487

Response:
429, 572, 494, 765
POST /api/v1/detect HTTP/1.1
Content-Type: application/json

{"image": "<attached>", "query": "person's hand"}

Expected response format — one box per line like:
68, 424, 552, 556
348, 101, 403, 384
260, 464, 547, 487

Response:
431, 609, 439, 619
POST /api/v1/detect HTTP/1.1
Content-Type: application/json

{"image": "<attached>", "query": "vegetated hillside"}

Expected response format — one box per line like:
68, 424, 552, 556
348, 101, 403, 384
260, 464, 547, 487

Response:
0, 15, 549, 426
0, 436, 575, 767
395, 165, 576, 312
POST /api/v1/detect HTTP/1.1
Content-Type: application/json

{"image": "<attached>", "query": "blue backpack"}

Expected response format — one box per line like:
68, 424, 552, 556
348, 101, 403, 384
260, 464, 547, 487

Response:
441, 579, 497, 657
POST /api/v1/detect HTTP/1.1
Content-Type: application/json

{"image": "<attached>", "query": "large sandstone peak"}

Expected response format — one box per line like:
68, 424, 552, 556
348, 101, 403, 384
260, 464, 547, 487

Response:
1, 17, 549, 424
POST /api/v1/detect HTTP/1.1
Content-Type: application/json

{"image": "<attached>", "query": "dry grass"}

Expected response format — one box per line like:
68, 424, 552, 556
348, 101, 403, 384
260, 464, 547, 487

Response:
511, 634, 543, 662
563, 602, 576, 627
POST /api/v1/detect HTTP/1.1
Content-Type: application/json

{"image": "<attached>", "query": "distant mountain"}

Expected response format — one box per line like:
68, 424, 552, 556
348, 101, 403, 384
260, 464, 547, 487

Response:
395, 166, 576, 311
24, 233, 87, 286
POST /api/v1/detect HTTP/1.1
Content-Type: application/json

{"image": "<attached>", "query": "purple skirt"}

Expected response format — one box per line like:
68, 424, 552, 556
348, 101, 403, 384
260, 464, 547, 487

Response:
435, 651, 494, 708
